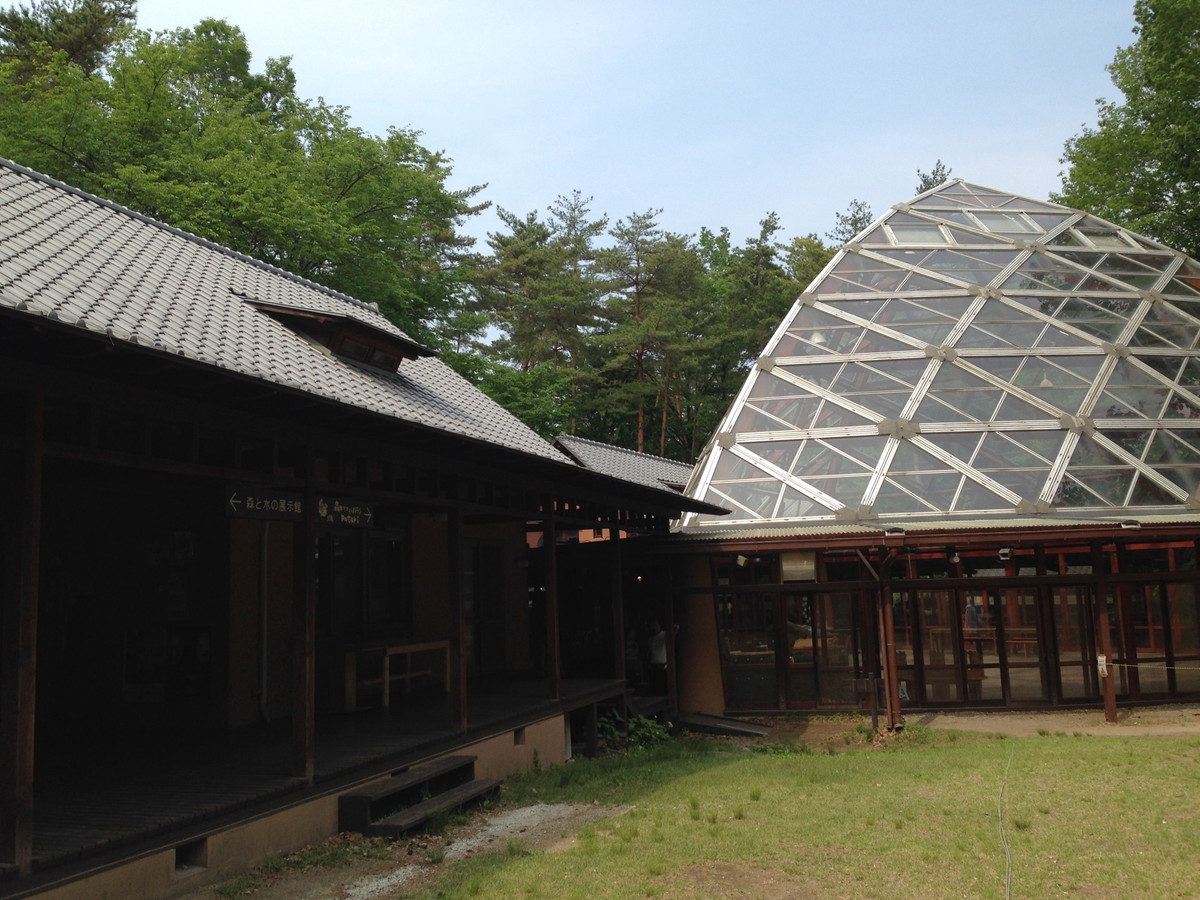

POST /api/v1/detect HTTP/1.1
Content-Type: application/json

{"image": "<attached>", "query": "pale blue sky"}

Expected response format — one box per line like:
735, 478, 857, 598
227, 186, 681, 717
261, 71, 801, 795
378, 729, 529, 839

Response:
135, 1, 1137, 250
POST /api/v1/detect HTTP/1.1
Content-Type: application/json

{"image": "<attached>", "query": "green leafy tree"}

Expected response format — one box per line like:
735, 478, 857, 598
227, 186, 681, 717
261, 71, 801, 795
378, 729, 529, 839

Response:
780, 232, 834, 292
0, 15, 483, 345
1055, 0, 1200, 256
826, 198, 874, 245
0, 0, 133, 75
915, 160, 952, 194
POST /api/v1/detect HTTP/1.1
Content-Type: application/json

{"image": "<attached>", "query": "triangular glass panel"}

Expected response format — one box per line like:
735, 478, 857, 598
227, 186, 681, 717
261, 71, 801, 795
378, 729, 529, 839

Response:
853, 331, 918, 355
1103, 430, 1152, 459
748, 370, 818, 400
923, 249, 1019, 286
1148, 429, 1200, 463
1127, 473, 1184, 506
919, 365, 1005, 423
734, 400, 813, 434
816, 254, 914, 294
1163, 392, 1200, 419
1154, 466, 1200, 495
1052, 473, 1120, 508
946, 225, 1010, 245
1027, 213, 1076, 230
921, 431, 984, 466
888, 440, 958, 473
753, 439, 805, 470
775, 488, 831, 519
826, 435, 890, 468
770, 362, 844, 390
1161, 276, 1200, 299
1033, 325, 1092, 349
888, 223, 948, 244
1167, 260, 1200, 294
859, 224, 889, 245
953, 478, 1014, 511
977, 431, 1064, 469
797, 475, 870, 507
1045, 229, 1088, 248
874, 475, 957, 514
1004, 254, 1087, 292
811, 405, 875, 430
1094, 359, 1172, 419
1070, 434, 1126, 467
771, 307, 866, 356
1132, 302, 1200, 350
993, 392, 1055, 420
974, 434, 1060, 472
980, 467, 1053, 502
1001, 198, 1063, 214
832, 358, 929, 392
721, 481, 785, 518
1046, 296, 1131, 342
970, 211, 1039, 235
897, 271, 966, 292
709, 451, 763, 482
824, 299, 887, 320
1176, 358, 1200, 388
792, 440, 874, 479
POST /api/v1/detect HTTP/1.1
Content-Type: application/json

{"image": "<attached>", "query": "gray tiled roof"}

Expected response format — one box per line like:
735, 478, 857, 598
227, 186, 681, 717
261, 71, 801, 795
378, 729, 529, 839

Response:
554, 434, 694, 492
0, 158, 567, 463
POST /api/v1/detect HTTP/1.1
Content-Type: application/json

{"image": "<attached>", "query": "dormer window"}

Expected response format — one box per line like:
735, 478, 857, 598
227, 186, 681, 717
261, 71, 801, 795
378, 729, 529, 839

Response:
334, 335, 404, 372
238, 292, 435, 374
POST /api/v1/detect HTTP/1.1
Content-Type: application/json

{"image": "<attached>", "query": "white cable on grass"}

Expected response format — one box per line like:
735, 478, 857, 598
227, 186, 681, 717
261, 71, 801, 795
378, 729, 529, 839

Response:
997, 743, 1015, 900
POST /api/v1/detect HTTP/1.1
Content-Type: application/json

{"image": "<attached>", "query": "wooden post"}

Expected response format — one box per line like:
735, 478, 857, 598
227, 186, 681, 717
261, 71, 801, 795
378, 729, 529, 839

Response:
609, 525, 625, 685
544, 509, 561, 700
1, 391, 43, 874
291, 479, 316, 782
1093, 542, 1118, 724
447, 508, 468, 732
878, 551, 903, 731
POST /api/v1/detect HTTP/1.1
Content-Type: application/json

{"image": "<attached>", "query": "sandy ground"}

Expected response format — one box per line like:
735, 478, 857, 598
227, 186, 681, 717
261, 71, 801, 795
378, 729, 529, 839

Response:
182, 704, 1200, 899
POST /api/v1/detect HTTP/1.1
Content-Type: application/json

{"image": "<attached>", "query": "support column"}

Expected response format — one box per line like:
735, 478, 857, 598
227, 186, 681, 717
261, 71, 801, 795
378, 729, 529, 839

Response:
447, 508, 468, 732
878, 550, 903, 732
1, 391, 43, 874
663, 560, 679, 713
291, 478, 316, 782
609, 526, 625, 685
1093, 541, 1118, 724
544, 509, 561, 700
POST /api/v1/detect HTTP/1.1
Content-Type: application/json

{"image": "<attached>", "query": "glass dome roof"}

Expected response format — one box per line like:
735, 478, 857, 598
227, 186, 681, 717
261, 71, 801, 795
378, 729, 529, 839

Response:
680, 180, 1200, 529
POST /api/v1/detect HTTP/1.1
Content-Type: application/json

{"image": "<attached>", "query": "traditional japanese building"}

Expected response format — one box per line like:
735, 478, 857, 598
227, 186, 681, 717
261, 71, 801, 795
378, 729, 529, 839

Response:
0, 158, 719, 898
670, 180, 1200, 725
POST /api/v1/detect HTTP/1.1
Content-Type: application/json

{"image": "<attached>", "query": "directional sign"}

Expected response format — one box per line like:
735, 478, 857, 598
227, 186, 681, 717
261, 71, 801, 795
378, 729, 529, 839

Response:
316, 496, 374, 527
227, 487, 306, 520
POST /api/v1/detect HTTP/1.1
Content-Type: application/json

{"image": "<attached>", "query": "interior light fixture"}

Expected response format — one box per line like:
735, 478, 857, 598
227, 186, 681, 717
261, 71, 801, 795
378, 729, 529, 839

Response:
998, 547, 1012, 561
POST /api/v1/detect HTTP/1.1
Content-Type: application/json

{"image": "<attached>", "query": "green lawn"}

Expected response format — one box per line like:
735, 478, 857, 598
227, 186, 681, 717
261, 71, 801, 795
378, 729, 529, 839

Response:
411, 725, 1200, 899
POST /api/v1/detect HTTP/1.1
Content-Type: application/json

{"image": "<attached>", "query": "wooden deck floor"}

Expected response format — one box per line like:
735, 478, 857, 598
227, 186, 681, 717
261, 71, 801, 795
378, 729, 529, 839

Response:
13, 677, 625, 893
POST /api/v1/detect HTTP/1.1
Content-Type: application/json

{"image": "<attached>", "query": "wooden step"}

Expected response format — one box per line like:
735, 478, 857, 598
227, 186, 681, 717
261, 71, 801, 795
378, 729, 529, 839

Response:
363, 777, 501, 838
338, 755, 477, 834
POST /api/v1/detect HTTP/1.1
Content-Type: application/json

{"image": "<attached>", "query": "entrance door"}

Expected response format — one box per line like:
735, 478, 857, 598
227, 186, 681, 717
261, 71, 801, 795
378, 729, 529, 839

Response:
1051, 583, 1099, 701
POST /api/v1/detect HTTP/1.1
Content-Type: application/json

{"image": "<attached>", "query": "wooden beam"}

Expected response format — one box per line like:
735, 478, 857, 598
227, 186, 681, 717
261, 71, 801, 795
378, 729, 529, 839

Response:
0, 391, 43, 873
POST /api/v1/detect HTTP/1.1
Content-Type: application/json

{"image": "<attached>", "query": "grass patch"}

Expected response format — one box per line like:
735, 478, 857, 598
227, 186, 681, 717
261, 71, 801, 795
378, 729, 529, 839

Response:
409, 725, 1200, 899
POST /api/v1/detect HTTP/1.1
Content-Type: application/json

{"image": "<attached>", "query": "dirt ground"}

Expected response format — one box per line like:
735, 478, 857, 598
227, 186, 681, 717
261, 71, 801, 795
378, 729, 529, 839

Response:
182, 703, 1200, 900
